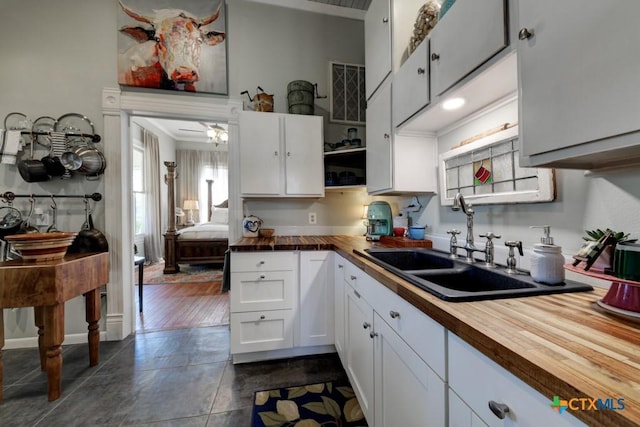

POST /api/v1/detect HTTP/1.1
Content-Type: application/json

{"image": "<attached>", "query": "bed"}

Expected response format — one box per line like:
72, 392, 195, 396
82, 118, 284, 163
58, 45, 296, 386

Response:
163, 161, 228, 274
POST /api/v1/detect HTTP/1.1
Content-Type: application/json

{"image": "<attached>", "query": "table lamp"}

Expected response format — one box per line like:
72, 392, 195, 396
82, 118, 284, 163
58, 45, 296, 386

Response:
183, 200, 199, 225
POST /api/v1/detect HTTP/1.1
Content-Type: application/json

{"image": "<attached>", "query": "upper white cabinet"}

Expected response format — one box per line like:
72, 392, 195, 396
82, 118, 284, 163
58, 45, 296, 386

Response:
239, 112, 324, 197
367, 80, 438, 195
365, 0, 392, 100
429, 0, 508, 96
517, 0, 640, 169
392, 39, 429, 127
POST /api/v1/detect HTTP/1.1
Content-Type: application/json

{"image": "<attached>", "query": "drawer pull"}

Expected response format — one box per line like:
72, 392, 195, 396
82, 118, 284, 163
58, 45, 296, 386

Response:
259, 275, 266, 279
259, 315, 266, 320
488, 401, 510, 419
431, 52, 440, 61
259, 260, 265, 265
518, 27, 534, 40
354, 290, 361, 298
350, 275, 357, 281
417, 67, 425, 75
389, 310, 400, 319
338, 264, 344, 269
369, 331, 378, 339
363, 322, 371, 329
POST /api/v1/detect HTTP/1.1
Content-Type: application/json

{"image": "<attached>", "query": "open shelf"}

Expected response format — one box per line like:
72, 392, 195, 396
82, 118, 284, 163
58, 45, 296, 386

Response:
324, 147, 366, 189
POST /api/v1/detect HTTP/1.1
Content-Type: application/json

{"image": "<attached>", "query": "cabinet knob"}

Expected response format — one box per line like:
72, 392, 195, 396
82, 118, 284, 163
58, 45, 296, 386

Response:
369, 331, 378, 339
338, 264, 344, 269
488, 401, 510, 419
259, 315, 266, 320
259, 275, 266, 279
382, 17, 389, 23
287, 151, 291, 157
518, 27, 534, 40
383, 133, 390, 139
417, 67, 425, 75
389, 310, 400, 319
431, 52, 440, 61
259, 260, 265, 265
350, 275, 357, 280
274, 151, 279, 156
363, 322, 371, 329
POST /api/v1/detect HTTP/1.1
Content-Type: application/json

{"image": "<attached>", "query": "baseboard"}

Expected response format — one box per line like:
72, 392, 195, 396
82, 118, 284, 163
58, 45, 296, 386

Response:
3, 331, 108, 350
232, 345, 336, 364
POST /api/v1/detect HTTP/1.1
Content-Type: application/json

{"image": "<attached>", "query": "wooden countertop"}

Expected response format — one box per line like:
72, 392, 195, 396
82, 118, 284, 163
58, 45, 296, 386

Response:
230, 236, 640, 427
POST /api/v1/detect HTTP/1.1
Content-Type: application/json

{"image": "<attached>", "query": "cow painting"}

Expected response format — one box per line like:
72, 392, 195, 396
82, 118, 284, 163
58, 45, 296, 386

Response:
118, 0, 227, 93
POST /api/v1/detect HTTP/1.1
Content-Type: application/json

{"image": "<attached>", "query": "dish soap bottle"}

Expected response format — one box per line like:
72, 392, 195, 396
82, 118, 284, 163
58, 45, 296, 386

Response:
530, 225, 565, 285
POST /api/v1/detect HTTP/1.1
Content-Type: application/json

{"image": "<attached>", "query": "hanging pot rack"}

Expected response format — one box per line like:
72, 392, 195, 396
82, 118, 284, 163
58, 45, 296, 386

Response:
1, 191, 102, 203
17, 130, 101, 143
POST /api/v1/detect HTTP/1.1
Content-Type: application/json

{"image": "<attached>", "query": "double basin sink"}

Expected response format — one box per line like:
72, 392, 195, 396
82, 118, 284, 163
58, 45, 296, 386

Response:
356, 248, 593, 302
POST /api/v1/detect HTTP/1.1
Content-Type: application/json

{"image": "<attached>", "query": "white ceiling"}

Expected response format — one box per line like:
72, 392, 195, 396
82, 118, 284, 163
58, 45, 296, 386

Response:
244, 0, 369, 19
144, 118, 228, 145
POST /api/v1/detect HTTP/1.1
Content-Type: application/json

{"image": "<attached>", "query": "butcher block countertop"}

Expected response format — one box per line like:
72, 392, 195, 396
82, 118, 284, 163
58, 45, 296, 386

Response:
230, 236, 640, 427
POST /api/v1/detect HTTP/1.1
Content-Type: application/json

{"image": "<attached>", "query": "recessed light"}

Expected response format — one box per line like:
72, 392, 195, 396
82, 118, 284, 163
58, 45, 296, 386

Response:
442, 97, 466, 111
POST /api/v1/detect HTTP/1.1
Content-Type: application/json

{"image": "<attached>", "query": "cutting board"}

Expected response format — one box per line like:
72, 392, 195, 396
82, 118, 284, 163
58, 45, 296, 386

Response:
380, 236, 433, 248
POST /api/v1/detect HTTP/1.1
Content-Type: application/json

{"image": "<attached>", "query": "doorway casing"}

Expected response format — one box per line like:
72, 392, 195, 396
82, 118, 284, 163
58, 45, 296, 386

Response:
101, 87, 242, 340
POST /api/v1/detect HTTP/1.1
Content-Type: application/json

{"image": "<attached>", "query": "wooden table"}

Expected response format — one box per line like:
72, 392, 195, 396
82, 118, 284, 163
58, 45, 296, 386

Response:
0, 252, 109, 401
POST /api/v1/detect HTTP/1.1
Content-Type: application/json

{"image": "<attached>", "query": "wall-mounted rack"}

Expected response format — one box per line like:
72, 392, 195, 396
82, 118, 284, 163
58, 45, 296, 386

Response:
16, 131, 101, 143
1, 192, 102, 202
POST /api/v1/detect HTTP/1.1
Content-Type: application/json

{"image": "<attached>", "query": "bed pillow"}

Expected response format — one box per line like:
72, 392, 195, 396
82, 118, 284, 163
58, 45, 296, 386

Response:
211, 207, 228, 224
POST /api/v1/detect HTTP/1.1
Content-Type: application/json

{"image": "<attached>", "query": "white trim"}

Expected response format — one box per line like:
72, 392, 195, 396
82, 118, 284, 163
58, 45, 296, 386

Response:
102, 87, 243, 342
242, 0, 366, 20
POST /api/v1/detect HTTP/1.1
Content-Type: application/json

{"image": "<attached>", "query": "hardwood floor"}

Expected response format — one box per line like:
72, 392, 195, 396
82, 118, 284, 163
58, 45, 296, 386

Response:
135, 268, 229, 332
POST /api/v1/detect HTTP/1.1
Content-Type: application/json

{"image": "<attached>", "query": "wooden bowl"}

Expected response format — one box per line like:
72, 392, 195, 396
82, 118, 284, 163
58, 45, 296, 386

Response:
259, 228, 275, 238
5, 232, 78, 262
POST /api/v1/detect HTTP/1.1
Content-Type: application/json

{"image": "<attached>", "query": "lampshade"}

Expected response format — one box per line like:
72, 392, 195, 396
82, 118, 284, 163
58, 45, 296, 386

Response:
183, 200, 199, 211
361, 204, 369, 219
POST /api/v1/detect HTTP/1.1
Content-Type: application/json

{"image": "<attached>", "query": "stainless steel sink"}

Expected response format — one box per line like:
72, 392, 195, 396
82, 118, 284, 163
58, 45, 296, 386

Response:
357, 248, 593, 302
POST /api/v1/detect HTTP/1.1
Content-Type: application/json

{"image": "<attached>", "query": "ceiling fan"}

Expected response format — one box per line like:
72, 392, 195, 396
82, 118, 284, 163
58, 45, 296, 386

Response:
178, 122, 228, 144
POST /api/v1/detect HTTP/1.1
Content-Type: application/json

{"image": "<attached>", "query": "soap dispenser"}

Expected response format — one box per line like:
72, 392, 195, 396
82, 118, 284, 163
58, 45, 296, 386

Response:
530, 225, 565, 285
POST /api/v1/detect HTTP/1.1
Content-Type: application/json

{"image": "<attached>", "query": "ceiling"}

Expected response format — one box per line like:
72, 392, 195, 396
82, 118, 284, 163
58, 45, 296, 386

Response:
143, 118, 229, 145
244, 0, 370, 19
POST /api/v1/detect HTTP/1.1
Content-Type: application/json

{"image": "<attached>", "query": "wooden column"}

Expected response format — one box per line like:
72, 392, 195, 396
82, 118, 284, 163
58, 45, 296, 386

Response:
163, 161, 179, 273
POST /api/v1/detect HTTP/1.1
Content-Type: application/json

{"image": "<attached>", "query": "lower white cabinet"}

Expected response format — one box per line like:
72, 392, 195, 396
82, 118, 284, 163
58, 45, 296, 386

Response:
341, 259, 446, 427
230, 251, 334, 361
448, 333, 586, 427
299, 251, 334, 347
333, 254, 347, 362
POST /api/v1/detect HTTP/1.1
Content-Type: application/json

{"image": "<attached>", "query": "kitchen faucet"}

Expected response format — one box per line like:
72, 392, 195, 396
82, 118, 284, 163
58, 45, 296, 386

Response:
450, 193, 500, 265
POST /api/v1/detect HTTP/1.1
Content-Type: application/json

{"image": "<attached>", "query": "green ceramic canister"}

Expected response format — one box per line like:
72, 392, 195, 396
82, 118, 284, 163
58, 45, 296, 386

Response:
287, 80, 315, 115
614, 242, 640, 282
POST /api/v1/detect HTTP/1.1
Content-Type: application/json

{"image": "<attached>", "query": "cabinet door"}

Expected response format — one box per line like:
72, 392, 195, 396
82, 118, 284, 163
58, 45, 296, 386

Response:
392, 39, 429, 128
230, 309, 294, 354
518, 0, 640, 159
299, 251, 334, 347
344, 283, 374, 424
449, 389, 488, 427
366, 81, 392, 194
430, 0, 507, 96
373, 314, 446, 427
365, 0, 392, 100
283, 115, 324, 196
239, 112, 282, 195
333, 254, 346, 361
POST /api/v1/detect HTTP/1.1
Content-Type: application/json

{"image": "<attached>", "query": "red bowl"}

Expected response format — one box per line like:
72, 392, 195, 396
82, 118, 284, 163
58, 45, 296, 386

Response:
601, 281, 640, 312
393, 227, 405, 237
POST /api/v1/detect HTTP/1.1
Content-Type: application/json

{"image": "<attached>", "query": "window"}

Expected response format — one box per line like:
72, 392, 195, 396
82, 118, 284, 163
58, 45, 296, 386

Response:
199, 162, 228, 222
330, 61, 366, 124
132, 146, 145, 234
439, 126, 555, 206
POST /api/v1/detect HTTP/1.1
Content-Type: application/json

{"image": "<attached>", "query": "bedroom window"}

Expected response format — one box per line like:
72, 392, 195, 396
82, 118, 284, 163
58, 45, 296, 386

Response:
132, 146, 146, 234
199, 163, 229, 220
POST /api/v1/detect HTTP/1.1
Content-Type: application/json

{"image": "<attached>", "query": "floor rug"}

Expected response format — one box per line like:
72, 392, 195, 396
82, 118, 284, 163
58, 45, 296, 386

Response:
251, 381, 368, 427
144, 262, 223, 284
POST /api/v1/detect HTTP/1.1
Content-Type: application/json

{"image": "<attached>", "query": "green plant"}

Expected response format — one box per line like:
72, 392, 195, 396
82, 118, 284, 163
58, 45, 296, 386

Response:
583, 228, 637, 244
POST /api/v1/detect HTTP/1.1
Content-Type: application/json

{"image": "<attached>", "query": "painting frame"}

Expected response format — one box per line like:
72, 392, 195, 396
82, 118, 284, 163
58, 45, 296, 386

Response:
117, 0, 228, 96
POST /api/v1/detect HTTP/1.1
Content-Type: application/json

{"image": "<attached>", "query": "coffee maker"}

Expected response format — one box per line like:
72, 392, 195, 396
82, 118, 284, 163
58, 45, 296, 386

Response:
366, 201, 393, 241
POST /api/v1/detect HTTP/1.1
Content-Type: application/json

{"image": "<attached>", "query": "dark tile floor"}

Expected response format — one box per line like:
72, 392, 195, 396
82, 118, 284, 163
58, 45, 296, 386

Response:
1, 326, 348, 426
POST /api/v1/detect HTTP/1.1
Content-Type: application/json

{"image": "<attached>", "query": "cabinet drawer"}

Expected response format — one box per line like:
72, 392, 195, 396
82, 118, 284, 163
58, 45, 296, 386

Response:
449, 333, 586, 426
373, 283, 446, 380
343, 261, 377, 298
230, 310, 294, 354
230, 270, 295, 312
231, 251, 296, 272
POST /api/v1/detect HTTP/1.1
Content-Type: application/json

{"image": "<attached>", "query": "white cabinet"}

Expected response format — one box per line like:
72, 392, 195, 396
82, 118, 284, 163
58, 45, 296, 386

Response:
239, 111, 324, 197
341, 258, 446, 427
373, 313, 446, 427
448, 333, 586, 427
392, 39, 429, 128
365, 0, 392, 100
429, 0, 507, 96
366, 80, 438, 195
230, 252, 297, 355
517, 0, 640, 170
299, 251, 334, 347
333, 254, 346, 362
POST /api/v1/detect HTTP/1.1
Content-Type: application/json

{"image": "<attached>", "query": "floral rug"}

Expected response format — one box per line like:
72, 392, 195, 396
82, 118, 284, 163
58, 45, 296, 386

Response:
144, 262, 223, 284
251, 381, 367, 427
